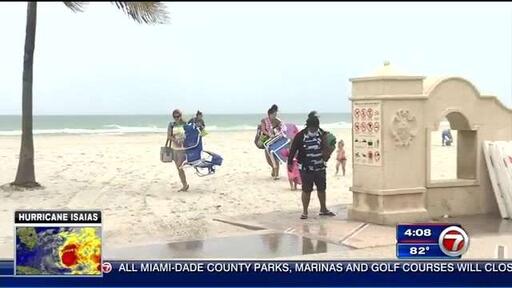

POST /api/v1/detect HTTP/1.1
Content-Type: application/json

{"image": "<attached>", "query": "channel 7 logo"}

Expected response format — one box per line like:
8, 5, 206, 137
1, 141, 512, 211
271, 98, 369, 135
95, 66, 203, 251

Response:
438, 225, 470, 257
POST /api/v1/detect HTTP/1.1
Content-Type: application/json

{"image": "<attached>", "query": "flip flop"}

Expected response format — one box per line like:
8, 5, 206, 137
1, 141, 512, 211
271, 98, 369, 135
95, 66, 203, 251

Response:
300, 214, 308, 220
319, 211, 336, 217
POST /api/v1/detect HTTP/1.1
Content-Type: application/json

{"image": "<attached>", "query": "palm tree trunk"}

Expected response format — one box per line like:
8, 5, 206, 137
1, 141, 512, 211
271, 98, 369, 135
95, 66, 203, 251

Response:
13, 2, 40, 188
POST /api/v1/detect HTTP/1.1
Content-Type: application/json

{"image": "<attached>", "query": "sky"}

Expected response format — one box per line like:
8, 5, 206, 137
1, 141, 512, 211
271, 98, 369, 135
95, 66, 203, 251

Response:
0, 2, 512, 115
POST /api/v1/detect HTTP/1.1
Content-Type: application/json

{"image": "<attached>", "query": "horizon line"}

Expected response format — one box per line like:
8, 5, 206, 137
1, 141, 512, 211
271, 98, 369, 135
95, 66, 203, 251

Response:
0, 111, 351, 116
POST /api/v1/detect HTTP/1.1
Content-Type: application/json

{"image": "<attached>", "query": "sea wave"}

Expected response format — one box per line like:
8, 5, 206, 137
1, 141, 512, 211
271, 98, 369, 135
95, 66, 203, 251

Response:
320, 121, 352, 130
0, 121, 352, 136
0, 126, 166, 136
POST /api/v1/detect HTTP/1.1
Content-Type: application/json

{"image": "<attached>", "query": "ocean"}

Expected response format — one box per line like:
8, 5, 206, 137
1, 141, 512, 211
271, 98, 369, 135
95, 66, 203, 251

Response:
0, 113, 352, 136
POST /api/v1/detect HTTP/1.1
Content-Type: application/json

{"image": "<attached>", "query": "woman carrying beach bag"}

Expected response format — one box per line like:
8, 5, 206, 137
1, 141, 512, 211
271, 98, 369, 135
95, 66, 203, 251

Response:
165, 109, 189, 192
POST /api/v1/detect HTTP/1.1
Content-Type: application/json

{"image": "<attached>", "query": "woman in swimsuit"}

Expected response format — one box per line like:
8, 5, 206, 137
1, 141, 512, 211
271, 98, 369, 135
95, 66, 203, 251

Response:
260, 104, 283, 180
165, 109, 189, 192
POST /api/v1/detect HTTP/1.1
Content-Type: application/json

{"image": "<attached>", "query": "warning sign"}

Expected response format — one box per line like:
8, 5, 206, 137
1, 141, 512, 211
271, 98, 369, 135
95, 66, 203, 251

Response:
353, 101, 382, 166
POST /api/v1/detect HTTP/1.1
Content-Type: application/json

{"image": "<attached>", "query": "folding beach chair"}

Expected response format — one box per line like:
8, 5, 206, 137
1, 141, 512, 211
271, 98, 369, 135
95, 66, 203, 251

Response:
177, 122, 223, 177
264, 133, 291, 166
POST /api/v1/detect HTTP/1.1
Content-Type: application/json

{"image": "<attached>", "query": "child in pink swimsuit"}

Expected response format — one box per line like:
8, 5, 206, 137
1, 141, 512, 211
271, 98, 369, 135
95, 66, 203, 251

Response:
335, 139, 347, 176
282, 148, 301, 190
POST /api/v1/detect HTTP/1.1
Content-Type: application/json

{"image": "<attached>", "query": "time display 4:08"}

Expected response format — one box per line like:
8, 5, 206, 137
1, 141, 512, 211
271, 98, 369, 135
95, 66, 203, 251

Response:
396, 224, 452, 243
404, 228, 431, 237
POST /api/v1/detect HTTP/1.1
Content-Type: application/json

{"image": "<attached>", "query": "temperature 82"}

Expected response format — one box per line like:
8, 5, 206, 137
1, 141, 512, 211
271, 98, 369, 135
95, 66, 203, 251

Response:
410, 246, 430, 255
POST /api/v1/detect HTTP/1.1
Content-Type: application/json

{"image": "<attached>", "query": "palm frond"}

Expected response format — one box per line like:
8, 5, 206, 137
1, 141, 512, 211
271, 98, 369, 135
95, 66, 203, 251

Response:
63, 2, 86, 12
112, 2, 169, 24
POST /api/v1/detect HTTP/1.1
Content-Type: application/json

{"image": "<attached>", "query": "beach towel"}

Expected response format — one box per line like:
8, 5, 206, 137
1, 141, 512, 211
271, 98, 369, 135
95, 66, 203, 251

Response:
262, 117, 273, 136
322, 132, 337, 161
284, 123, 299, 140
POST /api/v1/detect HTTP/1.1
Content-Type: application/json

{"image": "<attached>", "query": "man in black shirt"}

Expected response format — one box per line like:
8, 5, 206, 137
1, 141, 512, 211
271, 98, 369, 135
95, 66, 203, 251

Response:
287, 114, 336, 219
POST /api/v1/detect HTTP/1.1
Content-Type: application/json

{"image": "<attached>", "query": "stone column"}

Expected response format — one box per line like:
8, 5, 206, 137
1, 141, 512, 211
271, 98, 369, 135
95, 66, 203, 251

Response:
348, 62, 431, 225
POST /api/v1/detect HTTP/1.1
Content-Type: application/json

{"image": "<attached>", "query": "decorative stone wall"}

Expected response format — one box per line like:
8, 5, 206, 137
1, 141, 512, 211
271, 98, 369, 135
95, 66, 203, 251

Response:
348, 62, 512, 225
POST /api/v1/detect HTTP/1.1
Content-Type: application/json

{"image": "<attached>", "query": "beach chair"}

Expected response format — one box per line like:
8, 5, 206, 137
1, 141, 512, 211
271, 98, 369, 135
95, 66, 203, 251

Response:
178, 122, 223, 177
264, 133, 290, 166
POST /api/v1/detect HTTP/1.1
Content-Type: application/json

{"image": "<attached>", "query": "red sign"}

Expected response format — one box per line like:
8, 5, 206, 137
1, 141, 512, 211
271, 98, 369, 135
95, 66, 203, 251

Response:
354, 108, 360, 119
367, 108, 373, 119
374, 151, 381, 161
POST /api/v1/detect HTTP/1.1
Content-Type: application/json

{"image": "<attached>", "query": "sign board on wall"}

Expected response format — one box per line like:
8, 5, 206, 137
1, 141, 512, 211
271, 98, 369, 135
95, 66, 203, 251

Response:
353, 101, 382, 166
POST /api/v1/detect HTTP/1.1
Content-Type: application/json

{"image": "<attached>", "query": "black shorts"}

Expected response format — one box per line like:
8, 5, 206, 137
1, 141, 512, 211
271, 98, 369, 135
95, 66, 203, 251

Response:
300, 169, 326, 193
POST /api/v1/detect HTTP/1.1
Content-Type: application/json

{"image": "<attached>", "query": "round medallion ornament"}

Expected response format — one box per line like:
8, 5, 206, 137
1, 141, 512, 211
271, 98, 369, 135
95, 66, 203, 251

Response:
391, 109, 417, 146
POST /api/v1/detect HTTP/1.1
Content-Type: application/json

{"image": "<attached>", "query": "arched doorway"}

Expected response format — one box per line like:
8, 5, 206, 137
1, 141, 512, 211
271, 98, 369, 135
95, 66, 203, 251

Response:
429, 111, 477, 184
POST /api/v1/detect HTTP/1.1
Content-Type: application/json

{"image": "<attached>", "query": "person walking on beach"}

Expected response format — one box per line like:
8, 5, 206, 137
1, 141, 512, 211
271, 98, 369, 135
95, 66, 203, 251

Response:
165, 109, 189, 192
335, 140, 347, 176
188, 110, 207, 136
287, 113, 336, 219
260, 104, 283, 180
442, 129, 453, 146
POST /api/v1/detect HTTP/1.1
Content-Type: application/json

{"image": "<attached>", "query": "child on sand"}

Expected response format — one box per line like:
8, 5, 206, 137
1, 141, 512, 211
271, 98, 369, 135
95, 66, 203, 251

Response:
282, 149, 301, 190
335, 140, 347, 176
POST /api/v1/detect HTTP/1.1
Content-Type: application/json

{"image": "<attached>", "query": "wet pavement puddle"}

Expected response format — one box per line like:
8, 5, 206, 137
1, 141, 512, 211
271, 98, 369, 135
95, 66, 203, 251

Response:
107, 232, 350, 260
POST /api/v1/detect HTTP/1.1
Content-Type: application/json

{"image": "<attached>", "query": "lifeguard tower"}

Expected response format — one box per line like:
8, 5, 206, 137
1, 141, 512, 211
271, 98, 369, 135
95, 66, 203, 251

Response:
348, 62, 512, 225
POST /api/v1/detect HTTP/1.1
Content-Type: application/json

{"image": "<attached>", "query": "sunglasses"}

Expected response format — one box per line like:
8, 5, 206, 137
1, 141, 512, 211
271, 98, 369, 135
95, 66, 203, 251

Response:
173, 114, 181, 119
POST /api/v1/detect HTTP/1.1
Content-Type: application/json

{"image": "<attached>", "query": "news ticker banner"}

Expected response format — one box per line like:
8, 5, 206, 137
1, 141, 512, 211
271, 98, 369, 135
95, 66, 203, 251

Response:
14, 210, 102, 276
3, 260, 512, 286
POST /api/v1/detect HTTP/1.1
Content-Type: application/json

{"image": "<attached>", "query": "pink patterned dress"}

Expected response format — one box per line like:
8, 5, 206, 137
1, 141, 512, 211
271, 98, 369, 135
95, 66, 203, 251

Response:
282, 148, 301, 185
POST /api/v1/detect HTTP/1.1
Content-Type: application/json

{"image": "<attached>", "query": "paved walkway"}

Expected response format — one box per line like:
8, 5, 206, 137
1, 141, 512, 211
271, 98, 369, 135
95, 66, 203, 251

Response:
214, 205, 512, 260
5, 204, 512, 260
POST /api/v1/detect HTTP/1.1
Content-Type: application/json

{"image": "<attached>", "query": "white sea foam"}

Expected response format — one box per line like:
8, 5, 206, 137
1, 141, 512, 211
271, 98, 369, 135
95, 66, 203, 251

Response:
0, 121, 352, 136
321, 121, 352, 130
0, 126, 165, 136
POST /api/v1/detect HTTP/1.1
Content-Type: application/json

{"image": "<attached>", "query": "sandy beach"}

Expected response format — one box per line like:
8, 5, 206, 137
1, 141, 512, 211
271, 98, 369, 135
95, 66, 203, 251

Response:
0, 128, 354, 257
0, 127, 458, 258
